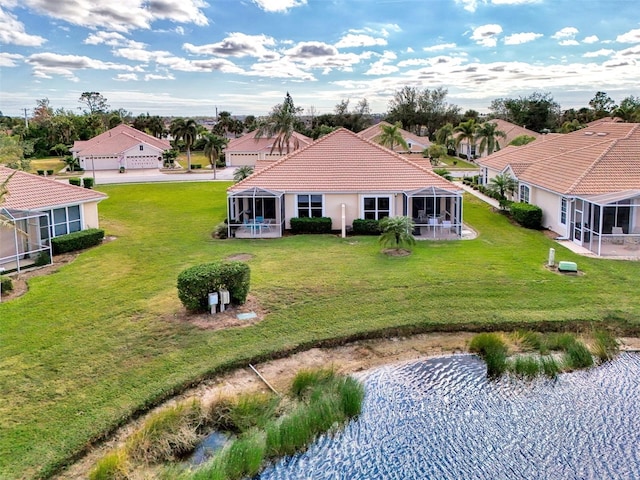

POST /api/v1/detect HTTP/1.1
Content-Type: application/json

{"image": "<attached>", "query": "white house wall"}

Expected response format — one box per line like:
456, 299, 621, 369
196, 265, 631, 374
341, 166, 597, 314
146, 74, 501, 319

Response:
81, 202, 101, 229
226, 152, 284, 167
529, 186, 568, 236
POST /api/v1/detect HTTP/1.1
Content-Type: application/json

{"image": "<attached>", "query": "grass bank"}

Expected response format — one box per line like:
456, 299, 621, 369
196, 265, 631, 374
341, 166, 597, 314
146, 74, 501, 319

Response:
1, 182, 639, 478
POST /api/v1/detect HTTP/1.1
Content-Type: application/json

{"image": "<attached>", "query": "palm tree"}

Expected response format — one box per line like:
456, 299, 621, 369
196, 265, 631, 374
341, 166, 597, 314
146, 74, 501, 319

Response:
487, 173, 518, 203
378, 216, 416, 251
375, 122, 409, 151
435, 122, 456, 153
170, 118, 197, 171
0, 171, 15, 230
476, 122, 507, 156
255, 92, 303, 155
233, 166, 254, 183
454, 119, 478, 161
203, 133, 229, 180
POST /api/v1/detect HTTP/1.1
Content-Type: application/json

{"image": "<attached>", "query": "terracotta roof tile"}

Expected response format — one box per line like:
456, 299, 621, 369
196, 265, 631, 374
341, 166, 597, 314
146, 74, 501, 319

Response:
0, 166, 107, 211
357, 121, 430, 153
229, 128, 461, 194
226, 130, 312, 154
72, 124, 170, 156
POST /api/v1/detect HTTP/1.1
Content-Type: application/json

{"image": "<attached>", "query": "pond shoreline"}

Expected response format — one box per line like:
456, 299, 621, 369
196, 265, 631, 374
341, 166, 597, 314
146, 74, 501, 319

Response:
55, 332, 640, 478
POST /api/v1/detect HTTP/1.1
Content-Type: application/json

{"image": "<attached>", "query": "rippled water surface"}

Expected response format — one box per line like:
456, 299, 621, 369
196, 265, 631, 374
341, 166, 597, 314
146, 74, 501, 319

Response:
258, 353, 640, 480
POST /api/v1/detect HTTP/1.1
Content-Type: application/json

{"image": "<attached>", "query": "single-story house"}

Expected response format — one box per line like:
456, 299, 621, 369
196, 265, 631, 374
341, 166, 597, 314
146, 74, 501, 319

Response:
225, 130, 313, 167
0, 166, 107, 271
477, 121, 640, 257
456, 119, 540, 159
227, 128, 463, 239
357, 121, 431, 157
71, 124, 171, 171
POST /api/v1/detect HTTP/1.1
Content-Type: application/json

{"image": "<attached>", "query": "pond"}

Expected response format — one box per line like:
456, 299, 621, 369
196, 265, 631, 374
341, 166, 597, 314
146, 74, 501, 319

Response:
257, 353, 640, 479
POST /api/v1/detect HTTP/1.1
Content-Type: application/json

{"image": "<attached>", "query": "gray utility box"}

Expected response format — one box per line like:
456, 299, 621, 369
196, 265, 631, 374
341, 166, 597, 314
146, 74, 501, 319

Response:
208, 292, 219, 314
219, 289, 230, 312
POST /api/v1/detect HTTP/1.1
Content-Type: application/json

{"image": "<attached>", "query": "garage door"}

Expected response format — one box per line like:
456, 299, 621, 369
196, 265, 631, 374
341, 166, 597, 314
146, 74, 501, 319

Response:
81, 156, 120, 170
127, 156, 160, 169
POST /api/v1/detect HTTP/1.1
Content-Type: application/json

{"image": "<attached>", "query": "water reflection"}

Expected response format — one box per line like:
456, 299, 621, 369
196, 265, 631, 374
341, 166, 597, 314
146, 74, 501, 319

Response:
258, 353, 640, 479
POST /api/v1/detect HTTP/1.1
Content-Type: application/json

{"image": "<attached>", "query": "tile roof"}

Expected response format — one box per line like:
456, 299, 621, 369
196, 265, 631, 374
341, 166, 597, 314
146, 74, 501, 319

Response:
357, 121, 431, 153
479, 122, 640, 195
228, 128, 461, 194
72, 124, 170, 156
487, 119, 540, 146
0, 166, 107, 211
226, 130, 312, 154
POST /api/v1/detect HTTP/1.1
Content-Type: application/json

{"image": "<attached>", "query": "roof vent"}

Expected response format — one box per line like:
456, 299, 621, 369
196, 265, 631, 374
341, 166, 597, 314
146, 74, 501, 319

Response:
583, 131, 594, 136
596, 132, 608, 136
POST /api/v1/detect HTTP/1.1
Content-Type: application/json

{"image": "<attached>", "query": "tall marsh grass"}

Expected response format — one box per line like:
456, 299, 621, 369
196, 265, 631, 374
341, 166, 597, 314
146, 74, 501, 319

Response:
591, 330, 619, 362
89, 449, 129, 480
468, 333, 508, 377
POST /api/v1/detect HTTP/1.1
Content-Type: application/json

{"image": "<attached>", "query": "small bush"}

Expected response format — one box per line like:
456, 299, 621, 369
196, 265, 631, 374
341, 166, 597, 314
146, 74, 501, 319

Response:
352, 218, 381, 235
192, 164, 202, 169
89, 449, 129, 480
47, 169, 54, 176
211, 222, 228, 239
37, 170, 45, 175
564, 341, 594, 370
591, 330, 618, 362
34, 251, 51, 267
469, 333, 508, 378
510, 202, 543, 229
69, 177, 82, 186
126, 399, 205, 464
289, 217, 332, 234
177, 261, 250, 312
1, 275, 13, 293
83, 177, 95, 189
51, 228, 105, 254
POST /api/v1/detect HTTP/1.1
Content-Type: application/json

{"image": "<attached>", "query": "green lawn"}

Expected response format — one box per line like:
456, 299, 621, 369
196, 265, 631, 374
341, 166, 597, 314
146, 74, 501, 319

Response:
28, 158, 67, 174
438, 154, 477, 169
1, 182, 639, 479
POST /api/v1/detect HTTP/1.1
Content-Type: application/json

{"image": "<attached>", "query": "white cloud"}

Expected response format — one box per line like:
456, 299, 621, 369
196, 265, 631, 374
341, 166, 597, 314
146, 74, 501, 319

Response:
0, 7, 46, 46
251, 0, 307, 13
145, 73, 175, 81
455, 0, 539, 13
365, 61, 399, 76
84, 31, 128, 46
183, 33, 278, 60
26, 52, 140, 80
617, 28, 640, 44
456, 0, 479, 12
406, 47, 414, 53
470, 24, 502, 47
335, 34, 387, 48
559, 40, 579, 46
423, 43, 457, 52
114, 73, 138, 81
582, 49, 615, 58
552, 27, 579, 40
0, 52, 23, 67
5, 0, 208, 33
503, 32, 542, 45
583, 35, 599, 44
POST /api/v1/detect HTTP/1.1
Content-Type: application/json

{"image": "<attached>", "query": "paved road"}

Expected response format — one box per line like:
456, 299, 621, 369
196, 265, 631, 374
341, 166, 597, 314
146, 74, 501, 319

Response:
73, 167, 236, 185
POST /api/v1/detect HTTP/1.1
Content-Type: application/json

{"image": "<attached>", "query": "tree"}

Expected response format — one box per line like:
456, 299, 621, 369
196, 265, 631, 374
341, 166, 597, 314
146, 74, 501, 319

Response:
0, 133, 29, 170
589, 91, 616, 120
487, 173, 518, 202
378, 216, 416, 251
476, 122, 507, 156
375, 122, 408, 151
435, 123, 456, 154
387, 86, 419, 133
489, 92, 561, 132
243, 115, 257, 132
614, 96, 640, 122
233, 165, 254, 182
170, 118, 198, 171
426, 144, 447, 166
78, 92, 109, 115
255, 92, 304, 155
0, 171, 19, 230
203, 133, 228, 179
454, 119, 478, 160
509, 135, 537, 146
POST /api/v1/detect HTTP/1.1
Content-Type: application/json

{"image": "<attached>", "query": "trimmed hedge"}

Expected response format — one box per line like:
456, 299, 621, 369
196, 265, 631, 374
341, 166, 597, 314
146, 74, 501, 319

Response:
51, 228, 105, 254
352, 219, 381, 235
83, 177, 94, 189
177, 261, 250, 313
290, 217, 332, 234
510, 202, 543, 229
1, 276, 13, 294
69, 177, 82, 187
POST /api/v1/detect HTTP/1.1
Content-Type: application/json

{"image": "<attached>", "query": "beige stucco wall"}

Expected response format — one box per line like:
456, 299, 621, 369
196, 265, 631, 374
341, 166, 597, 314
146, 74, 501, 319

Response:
529, 186, 568, 236
0, 226, 17, 260
227, 152, 285, 167
82, 202, 101, 229
283, 193, 402, 230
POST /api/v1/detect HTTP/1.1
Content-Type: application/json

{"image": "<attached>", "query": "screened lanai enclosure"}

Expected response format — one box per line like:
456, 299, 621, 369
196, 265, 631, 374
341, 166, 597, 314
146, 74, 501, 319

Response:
0, 208, 52, 272
406, 186, 464, 240
227, 187, 284, 238
570, 191, 640, 256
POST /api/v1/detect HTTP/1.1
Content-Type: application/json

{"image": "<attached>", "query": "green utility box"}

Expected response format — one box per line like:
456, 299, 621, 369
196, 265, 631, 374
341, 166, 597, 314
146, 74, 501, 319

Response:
558, 261, 578, 272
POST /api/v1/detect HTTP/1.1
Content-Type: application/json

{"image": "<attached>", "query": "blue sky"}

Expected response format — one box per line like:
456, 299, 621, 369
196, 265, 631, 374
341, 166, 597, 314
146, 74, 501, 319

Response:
1, 0, 639, 118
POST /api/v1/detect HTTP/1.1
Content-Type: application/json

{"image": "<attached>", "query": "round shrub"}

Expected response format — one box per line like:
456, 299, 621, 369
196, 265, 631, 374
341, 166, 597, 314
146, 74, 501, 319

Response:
177, 261, 250, 312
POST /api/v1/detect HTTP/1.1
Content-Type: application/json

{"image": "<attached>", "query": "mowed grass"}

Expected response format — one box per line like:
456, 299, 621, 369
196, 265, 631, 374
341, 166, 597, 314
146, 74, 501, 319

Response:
29, 158, 67, 174
1, 182, 640, 479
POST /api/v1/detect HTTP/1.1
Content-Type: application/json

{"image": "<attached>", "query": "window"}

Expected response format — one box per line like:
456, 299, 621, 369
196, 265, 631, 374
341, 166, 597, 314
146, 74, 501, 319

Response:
560, 198, 568, 225
297, 194, 323, 218
50, 205, 82, 237
519, 184, 530, 204
363, 196, 391, 220
139, 145, 144, 151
